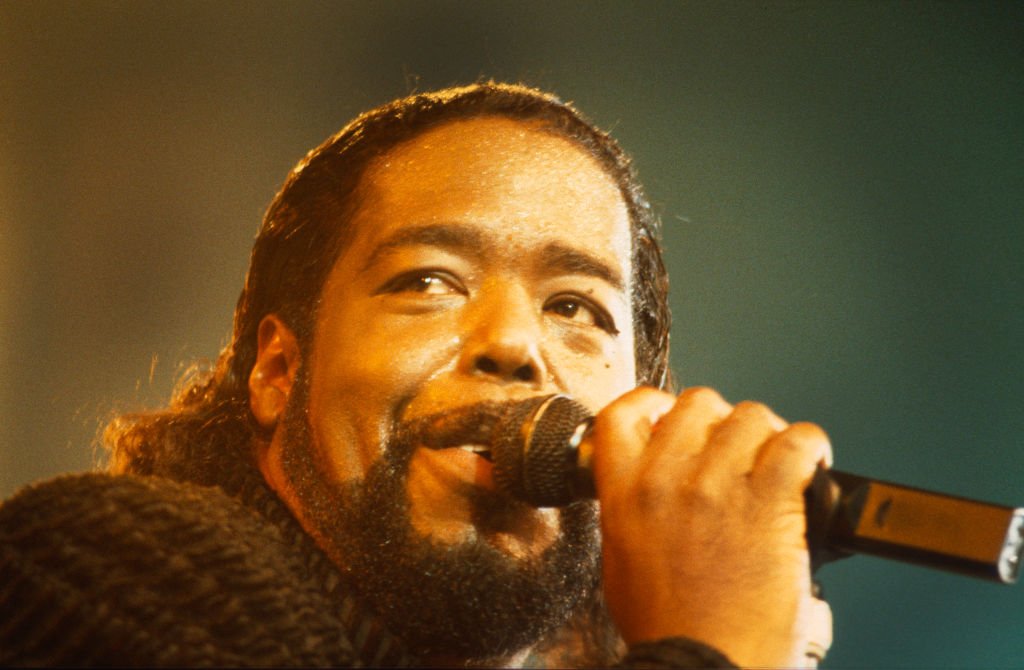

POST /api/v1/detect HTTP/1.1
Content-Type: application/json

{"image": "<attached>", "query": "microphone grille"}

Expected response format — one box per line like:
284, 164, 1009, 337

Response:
492, 395, 591, 507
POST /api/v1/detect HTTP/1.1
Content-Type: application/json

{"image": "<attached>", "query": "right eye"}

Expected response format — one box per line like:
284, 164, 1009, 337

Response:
376, 270, 465, 296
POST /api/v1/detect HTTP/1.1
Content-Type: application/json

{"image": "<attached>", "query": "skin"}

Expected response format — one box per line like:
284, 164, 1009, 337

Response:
248, 116, 832, 667
592, 387, 834, 667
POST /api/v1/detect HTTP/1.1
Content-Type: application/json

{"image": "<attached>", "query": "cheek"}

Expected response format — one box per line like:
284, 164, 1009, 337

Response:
308, 312, 464, 470
547, 333, 637, 412
316, 301, 453, 390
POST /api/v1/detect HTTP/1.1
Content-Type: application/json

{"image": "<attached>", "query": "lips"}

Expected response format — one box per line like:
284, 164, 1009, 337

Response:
398, 400, 534, 495
401, 399, 518, 456
401, 400, 563, 540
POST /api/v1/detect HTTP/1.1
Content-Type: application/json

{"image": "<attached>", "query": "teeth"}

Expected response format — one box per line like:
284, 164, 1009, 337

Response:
458, 445, 493, 460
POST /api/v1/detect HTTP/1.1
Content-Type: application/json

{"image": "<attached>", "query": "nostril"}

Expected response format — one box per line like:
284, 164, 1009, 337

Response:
513, 364, 535, 382
476, 356, 500, 374
473, 355, 536, 382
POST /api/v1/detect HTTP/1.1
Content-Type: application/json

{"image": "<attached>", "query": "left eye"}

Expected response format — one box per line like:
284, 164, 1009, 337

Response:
544, 296, 618, 334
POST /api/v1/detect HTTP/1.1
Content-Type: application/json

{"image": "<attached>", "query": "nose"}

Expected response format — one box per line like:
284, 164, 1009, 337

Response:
458, 284, 548, 386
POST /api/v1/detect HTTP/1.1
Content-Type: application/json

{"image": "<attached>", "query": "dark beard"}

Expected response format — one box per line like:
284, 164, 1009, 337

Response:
277, 379, 602, 663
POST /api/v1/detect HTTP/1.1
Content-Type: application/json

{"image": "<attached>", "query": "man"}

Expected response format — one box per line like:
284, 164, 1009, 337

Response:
0, 83, 831, 667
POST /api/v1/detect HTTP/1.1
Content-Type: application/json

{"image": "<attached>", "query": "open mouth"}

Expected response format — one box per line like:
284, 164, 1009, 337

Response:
455, 444, 493, 461
402, 400, 511, 458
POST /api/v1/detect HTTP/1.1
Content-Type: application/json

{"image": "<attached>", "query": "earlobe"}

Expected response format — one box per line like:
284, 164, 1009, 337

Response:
248, 314, 302, 430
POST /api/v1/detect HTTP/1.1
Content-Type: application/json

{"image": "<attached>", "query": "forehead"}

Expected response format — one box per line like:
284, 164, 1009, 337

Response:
346, 116, 633, 270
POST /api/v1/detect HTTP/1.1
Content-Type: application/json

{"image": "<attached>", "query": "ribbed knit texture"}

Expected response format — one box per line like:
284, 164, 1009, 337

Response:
1, 472, 737, 668
0, 472, 411, 667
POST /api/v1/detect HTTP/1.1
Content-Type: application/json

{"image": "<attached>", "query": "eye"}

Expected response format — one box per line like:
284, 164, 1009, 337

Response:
376, 269, 465, 296
544, 295, 618, 335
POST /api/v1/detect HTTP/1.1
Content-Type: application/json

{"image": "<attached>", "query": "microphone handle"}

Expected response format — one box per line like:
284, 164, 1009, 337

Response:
492, 395, 1024, 584
806, 467, 1023, 583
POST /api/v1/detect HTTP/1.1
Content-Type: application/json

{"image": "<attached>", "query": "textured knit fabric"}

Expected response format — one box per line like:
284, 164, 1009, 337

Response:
0, 473, 411, 667
0, 472, 735, 668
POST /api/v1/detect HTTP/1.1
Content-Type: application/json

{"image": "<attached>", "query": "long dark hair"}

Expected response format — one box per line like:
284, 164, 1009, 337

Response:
105, 81, 671, 498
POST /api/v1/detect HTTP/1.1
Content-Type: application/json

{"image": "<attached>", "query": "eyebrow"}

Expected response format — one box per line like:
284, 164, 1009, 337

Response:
538, 242, 625, 291
361, 223, 486, 272
361, 221, 626, 291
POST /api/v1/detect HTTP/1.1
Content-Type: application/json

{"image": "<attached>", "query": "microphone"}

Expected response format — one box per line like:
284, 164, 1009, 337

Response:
490, 394, 1024, 584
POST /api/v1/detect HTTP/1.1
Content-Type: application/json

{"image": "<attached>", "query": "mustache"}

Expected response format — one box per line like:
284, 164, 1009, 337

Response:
394, 399, 526, 452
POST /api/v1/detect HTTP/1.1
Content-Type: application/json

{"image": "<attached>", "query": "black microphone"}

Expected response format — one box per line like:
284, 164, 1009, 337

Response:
490, 394, 1024, 584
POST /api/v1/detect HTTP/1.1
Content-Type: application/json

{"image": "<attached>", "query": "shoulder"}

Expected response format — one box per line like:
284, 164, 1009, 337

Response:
1, 471, 274, 545
0, 472, 291, 577
3, 470, 249, 522
0, 472, 356, 666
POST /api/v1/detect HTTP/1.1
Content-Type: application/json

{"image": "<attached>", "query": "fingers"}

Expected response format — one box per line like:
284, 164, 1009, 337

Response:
591, 386, 836, 666
696, 400, 787, 489
752, 421, 834, 499
593, 387, 833, 500
591, 387, 734, 506
642, 387, 733, 477
589, 386, 677, 496
644, 389, 828, 503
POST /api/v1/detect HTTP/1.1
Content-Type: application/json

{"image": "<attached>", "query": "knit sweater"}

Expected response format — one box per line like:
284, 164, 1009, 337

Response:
0, 473, 735, 668
0, 472, 413, 666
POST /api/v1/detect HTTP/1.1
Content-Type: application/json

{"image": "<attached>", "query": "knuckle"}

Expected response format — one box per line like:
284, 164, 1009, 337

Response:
593, 400, 638, 437
735, 400, 789, 433
732, 399, 778, 423
771, 421, 831, 456
689, 472, 726, 503
593, 403, 625, 431
629, 385, 673, 403
786, 421, 831, 447
732, 399, 762, 413
679, 386, 729, 412
680, 385, 720, 402
602, 387, 673, 423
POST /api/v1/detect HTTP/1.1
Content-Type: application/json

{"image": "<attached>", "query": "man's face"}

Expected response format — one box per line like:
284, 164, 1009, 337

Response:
300, 116, 635, 547
259, 116, 637, 658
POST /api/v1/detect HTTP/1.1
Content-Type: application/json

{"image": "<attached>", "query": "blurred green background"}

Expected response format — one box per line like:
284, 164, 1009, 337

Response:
1, 1, 1022, 666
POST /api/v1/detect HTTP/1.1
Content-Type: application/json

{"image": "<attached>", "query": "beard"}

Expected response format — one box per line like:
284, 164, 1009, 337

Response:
276, 377, 603, 663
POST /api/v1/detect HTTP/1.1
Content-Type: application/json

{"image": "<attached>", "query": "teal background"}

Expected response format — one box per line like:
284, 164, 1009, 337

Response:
1, 2, 1021, 666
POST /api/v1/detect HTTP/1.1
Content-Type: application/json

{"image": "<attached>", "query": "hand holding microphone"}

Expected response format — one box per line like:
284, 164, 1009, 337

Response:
499, 387, 833, 667
488, 388, 1023, 667
491, 391, 1024, 583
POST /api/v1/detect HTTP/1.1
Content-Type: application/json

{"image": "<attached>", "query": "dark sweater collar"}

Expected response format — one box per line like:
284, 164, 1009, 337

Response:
230, 473, 418, 668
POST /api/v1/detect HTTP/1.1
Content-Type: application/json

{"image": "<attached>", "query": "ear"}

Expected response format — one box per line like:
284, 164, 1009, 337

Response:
248, 314, 302, 430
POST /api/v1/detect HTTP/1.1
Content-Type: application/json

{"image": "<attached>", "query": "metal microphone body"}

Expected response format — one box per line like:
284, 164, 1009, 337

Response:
490, 394, 1024, 584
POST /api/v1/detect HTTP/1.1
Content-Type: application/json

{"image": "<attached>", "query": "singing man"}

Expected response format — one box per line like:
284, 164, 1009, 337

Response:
0, 82, 832, 667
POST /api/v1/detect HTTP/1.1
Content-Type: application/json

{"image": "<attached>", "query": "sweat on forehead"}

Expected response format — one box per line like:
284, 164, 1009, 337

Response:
365, 116, 609, 178
358, 118, 624, 208
228, 83, 670, 397
346, 117, 632, 271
